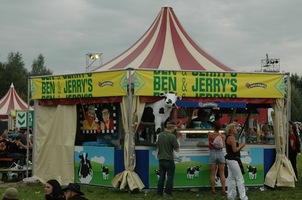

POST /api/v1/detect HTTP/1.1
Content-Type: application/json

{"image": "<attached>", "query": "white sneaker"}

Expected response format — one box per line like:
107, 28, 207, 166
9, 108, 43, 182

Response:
11, 163, 22, 170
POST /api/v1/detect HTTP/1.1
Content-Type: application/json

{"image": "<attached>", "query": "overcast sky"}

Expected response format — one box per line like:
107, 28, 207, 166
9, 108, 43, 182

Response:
1, 0, 301, 76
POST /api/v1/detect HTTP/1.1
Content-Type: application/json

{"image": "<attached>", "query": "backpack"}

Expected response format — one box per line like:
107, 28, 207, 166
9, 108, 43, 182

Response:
211, 134, 224, 149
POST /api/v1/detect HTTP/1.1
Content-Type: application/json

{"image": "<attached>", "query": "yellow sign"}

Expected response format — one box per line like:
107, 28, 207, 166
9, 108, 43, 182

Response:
31, 71, 127, 99
134, 70, 285, 98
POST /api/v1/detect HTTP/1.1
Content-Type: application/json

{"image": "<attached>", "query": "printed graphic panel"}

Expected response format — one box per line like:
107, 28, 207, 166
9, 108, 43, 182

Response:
74, 146, 114, 187
148, 147, 264, 188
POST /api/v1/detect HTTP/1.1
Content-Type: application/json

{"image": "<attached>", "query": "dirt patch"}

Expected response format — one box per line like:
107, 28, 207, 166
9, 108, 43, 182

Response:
0, 181, 24, 188
0, 179, 41, 188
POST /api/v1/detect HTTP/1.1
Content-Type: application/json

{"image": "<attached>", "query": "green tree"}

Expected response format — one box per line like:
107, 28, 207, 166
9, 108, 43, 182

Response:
290, 73, 301, 94
30, 54, 53, 76
291, 84, 302, 122
0, 61, 5, 97
0, 52, 28, 100
290, 72, 302, 122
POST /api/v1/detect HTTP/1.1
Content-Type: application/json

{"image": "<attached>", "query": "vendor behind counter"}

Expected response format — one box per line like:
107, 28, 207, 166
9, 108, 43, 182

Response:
188, 109, 213, 129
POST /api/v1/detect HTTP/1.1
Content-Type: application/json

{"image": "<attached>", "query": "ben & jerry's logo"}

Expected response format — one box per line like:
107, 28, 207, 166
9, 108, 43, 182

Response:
245, 82, 267, 89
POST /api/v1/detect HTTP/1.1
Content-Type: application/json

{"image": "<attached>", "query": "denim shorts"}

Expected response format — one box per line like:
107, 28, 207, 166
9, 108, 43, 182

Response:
209, 149, 226, 164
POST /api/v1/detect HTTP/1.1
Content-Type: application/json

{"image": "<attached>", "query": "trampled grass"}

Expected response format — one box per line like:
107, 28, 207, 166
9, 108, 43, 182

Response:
1, 155, 302, 200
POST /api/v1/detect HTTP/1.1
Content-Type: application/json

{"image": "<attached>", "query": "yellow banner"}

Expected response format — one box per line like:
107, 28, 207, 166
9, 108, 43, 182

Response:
134, 70, 285, 98
31, 71, 127, 99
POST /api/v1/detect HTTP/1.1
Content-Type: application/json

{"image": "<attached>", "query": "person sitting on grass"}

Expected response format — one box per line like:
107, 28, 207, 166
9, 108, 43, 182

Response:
62, 183, 88, 200
45, 179, 65, 200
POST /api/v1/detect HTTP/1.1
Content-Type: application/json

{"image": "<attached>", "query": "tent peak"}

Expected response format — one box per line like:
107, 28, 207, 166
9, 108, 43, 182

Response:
10, 83, 14, 88
93, 4, 233, 72
163, 0, 172, 8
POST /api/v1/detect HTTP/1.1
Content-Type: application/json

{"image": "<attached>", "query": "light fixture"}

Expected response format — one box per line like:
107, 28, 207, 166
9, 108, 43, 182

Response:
261, 54, 280, 72
86, 52, 103, 72
89, 53, 100, 60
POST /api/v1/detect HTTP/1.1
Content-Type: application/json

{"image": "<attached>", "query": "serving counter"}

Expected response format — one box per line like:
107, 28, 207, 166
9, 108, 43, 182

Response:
73, 128, 275, 188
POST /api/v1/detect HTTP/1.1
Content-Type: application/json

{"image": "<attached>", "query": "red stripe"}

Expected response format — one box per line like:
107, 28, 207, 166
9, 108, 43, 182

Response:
96, 8, 163, 70
93, 8, 163, 71
169, 9, 205, 70
6, 88, 15, 114
0, 92, 10, 108
138, 8, 167, 69
13, 89, 27, 110
94, 7, 233, 72
0, 87, 28, 116
171, 9, 233, 71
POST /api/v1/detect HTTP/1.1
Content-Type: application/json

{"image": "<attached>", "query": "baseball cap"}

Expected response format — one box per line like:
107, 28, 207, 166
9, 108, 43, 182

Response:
166, 120, 177, 127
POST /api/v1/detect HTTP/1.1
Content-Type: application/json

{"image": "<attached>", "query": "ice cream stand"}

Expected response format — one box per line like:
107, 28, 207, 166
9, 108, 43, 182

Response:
29, 68, 295, 190
29, 5, 295, 190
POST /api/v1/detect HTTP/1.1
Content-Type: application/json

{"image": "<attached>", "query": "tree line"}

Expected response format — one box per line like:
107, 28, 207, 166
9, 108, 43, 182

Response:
0, 52, 52, 103
0, 51, 302, 122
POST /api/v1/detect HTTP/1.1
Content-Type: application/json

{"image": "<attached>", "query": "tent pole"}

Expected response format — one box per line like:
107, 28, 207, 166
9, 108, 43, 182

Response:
229, 108, 237, 124
26, 77, 31, 177
238, 108, 254, 139
286, 73, 291, 158
127, 68, 133, 166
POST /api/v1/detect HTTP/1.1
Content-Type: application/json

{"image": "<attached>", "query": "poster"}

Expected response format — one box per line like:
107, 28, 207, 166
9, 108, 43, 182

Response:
77, 103, 119, 143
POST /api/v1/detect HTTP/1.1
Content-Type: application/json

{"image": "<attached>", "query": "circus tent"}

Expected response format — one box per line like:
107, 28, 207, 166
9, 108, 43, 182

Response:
0, 83, 29, 119
93, 7, 234, 72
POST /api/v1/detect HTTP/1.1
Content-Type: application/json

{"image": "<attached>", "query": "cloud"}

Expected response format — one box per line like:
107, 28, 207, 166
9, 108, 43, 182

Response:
75, 146, 84, 153
91, 156, 105, 164
241, 156, 252, 164
1, 0, 302, 75
181, 157, 191, 162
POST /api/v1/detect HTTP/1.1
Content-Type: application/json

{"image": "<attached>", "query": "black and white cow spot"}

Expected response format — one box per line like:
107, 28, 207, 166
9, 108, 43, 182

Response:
101, 165, 109, 180
141, 92, 182, 137
247, 165, 257, 179
78, 152, 93, 184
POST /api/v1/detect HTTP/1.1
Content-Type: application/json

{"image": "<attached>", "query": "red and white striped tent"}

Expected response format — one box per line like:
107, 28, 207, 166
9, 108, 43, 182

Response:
93, 6, 234, 72
0, 83, 29, 119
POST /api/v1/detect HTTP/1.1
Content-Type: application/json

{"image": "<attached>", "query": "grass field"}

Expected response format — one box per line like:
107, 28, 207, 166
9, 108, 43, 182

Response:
1, 155, 302, 200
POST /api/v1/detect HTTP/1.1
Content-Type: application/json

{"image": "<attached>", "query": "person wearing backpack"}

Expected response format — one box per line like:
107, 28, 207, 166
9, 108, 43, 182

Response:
208, 121, 226, 196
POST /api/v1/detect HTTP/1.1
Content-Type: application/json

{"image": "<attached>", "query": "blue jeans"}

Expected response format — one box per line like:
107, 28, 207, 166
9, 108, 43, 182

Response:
209, 149, 225, 164
157, 159, 175, 196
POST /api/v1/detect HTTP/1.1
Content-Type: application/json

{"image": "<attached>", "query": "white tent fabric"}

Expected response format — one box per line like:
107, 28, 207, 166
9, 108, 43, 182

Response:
264, 98, 296, 188
111, 96, 145, 191
33, 104, 76, 185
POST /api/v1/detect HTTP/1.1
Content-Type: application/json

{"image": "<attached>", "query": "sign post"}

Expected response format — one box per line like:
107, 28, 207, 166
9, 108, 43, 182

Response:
15, 111, 34, 129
